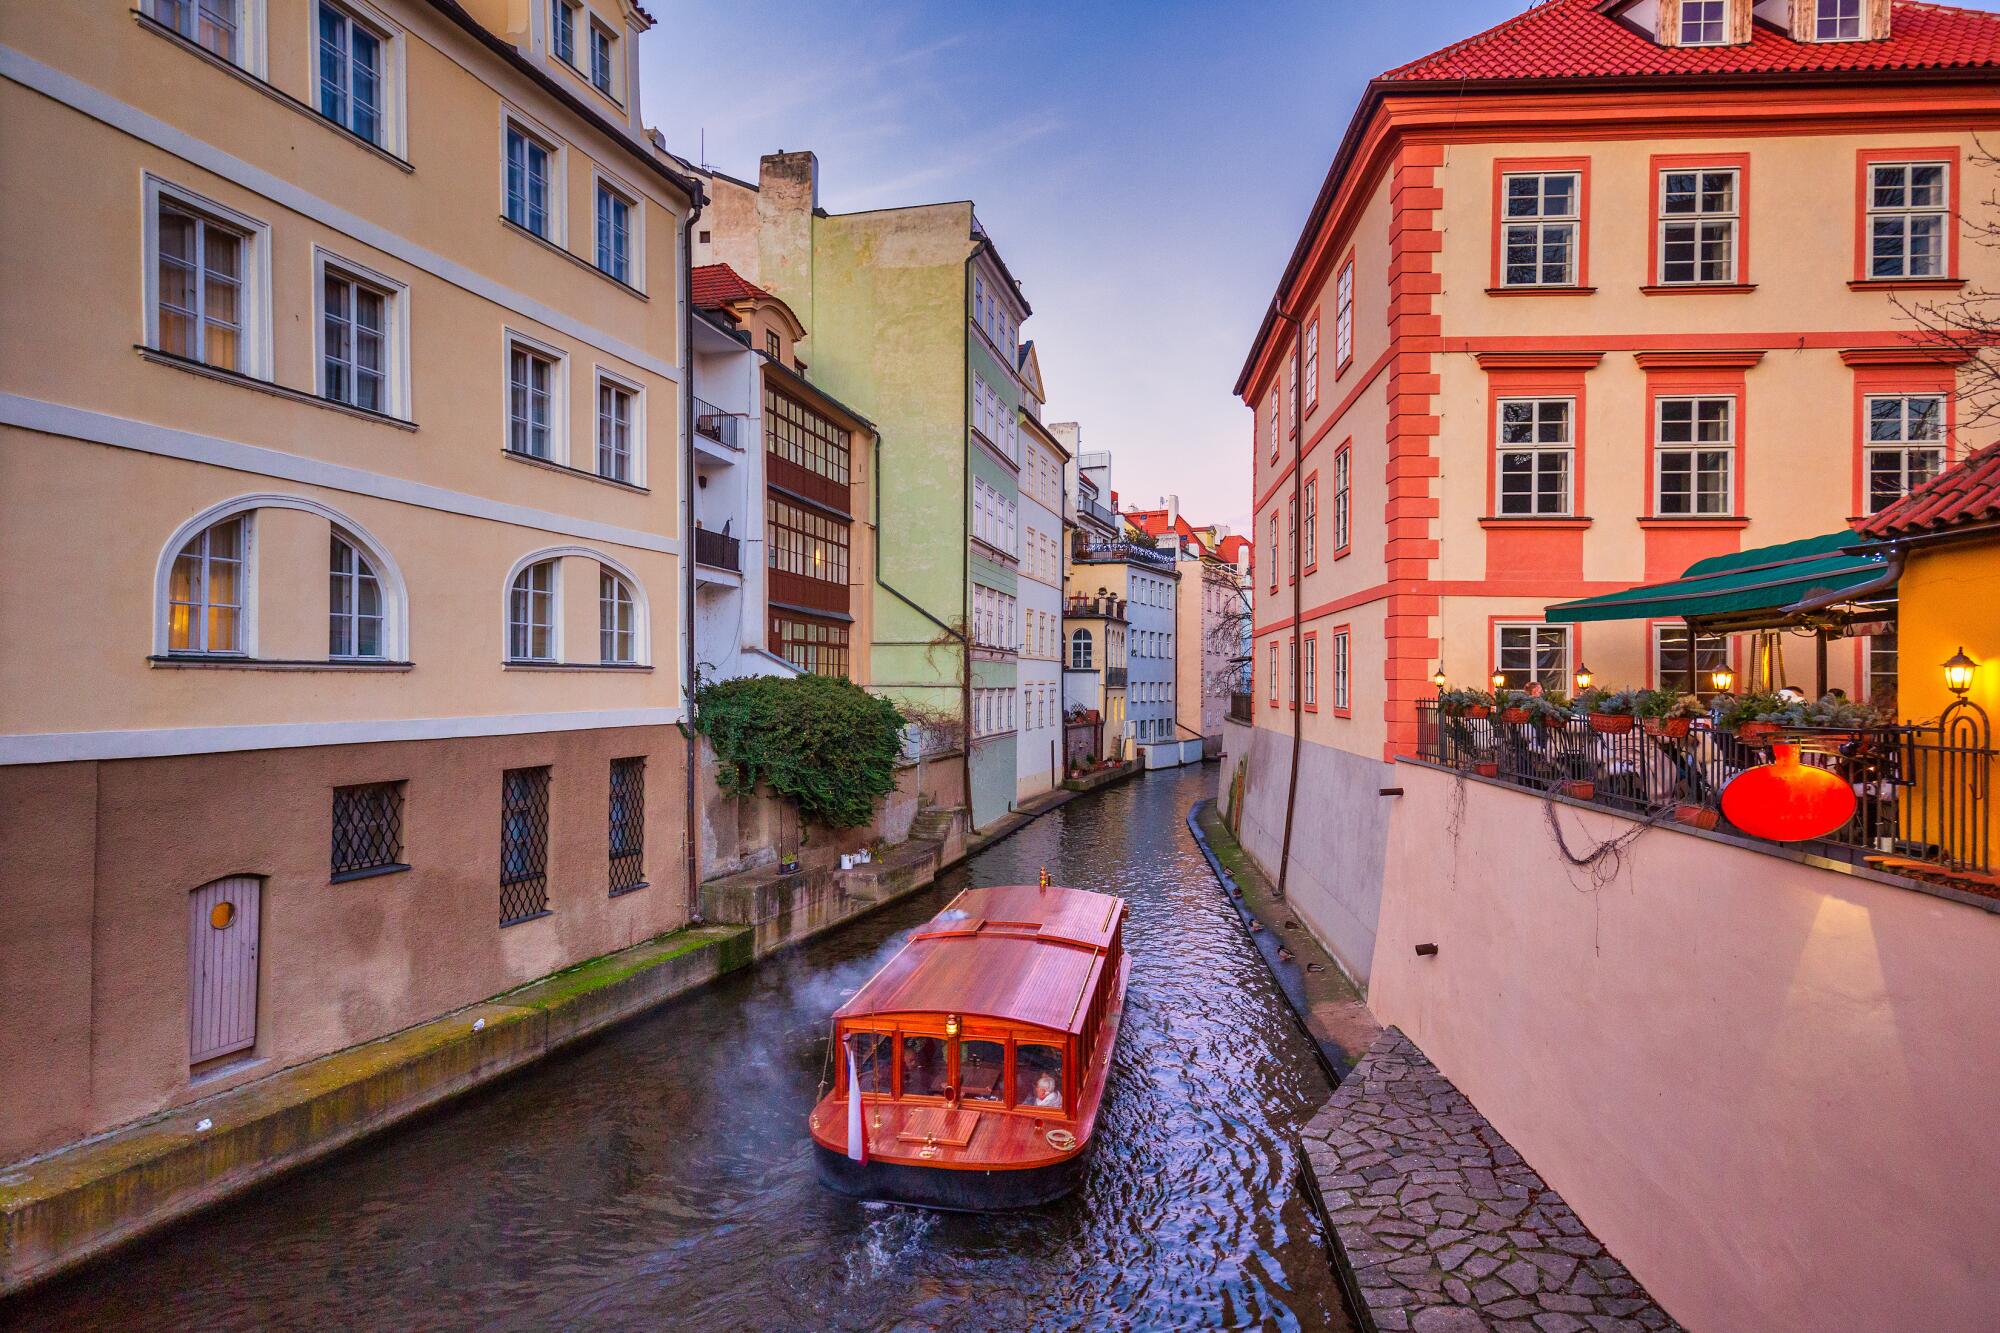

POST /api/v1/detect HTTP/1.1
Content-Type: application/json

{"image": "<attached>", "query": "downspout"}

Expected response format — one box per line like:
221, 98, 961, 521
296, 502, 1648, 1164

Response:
1273, 304, 1305, 901
681, 192, 705, 924
959, 247, 976, 814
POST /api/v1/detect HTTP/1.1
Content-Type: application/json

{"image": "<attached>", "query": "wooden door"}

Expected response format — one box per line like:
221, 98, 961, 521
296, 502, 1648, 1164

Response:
188, 876, 261, 1064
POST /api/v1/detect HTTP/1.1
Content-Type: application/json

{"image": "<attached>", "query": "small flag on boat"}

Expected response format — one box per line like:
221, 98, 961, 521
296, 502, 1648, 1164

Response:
844, 1033, 868, 1164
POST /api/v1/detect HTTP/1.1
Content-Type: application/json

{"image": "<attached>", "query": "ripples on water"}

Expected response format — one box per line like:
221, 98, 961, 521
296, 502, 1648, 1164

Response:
8, 767, 1348, 1332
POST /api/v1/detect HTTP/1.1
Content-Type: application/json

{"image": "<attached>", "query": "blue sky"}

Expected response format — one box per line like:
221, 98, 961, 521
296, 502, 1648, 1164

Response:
636, 2, 1547, 535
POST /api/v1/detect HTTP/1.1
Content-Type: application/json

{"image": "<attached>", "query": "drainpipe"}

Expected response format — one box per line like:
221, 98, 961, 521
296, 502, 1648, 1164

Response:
681, 193, 705, 923
1273, 304, 1305, 902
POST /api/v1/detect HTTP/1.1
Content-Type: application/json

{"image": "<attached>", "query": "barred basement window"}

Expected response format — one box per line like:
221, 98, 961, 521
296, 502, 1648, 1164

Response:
332, 781, 405, 880
608, 757, 645, 895
500, 766, 551, 925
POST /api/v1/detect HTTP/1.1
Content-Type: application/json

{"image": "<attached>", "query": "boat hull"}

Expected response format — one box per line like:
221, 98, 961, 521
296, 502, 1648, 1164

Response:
812, 1141, 1091, 1211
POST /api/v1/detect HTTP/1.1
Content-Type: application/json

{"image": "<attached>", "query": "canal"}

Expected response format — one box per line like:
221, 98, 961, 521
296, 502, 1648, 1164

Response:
10, 767, 1350, 1331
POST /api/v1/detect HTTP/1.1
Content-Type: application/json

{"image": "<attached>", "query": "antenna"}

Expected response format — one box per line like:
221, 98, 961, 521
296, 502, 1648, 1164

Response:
700, 127, 706, 170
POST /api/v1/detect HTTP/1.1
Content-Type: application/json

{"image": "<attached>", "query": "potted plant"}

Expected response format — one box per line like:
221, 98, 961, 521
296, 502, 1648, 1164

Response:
1524, 693, 1573, 731
1496, 690, 1532, 725
1585, 688, 1640, 735
1638, 689, 1703, 739
778, 852, 802, 876
1438, 687, 1493, 720
1765, 693, 1884, 740
1472, 756, 1500, 778
1713, 691, 1786, 741
1674, 803, 1720, 831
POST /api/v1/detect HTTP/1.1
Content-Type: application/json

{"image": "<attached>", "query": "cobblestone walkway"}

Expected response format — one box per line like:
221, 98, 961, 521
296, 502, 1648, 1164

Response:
1303, 1029, 1683, 1333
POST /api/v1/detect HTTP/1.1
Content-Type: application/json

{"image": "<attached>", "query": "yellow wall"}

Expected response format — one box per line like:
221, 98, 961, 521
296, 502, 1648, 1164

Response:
1894, 538, 2000, 864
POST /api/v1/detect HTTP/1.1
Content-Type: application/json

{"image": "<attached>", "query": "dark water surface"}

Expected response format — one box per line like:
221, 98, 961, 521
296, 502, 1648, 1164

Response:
9, 767, 1348, 1331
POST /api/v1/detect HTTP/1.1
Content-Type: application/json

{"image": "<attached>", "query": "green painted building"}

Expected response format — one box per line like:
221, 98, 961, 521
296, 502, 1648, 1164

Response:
695, 152, 1036, 830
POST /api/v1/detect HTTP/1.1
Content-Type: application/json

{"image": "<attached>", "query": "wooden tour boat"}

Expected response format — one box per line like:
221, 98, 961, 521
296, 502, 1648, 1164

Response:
809, 878, 1129, 1210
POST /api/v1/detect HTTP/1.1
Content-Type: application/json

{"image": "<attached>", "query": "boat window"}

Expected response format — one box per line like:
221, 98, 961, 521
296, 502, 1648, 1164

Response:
848, 1031, 893, 1095
1016, 1043, 1064, 1112
901, 1034, 948, 1098
959, 1040, 1004, 1103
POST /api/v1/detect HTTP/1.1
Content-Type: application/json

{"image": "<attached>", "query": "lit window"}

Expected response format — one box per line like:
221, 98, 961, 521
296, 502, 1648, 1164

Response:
156, 200, 246, 371
508, 560, 557, 662
1501, 173, 1579, 286
1868, 163, 1950, 280
321, 268, 388, 412
508, 342, 557, 459
1680, 0, 1728, 45
1866, 394, 1946, 513
1659, 170, 1738, 284
599, 568, 636, 664
595, 183, 632, 282
1815, 0, 1862, 40
1335, 260, 1354, 367
1655, 397, 1734, 515
329, 532, 385, 659
316, 3, 382, 144
1497, 399, 1573, 516
590, 23, 614, 95
596, 378, 635, 482
1494, 624, 1570, 693
505, 125, 552, 238
167, 517, 246, 655
1653, 626, 1728, 690
148, 0, 238, 62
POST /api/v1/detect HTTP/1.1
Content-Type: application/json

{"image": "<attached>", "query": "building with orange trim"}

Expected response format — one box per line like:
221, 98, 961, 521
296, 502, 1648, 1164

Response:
1226, 0, 2000, 983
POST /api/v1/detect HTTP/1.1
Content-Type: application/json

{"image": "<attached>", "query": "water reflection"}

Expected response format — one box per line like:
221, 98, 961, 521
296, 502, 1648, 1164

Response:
7, 767, 1347, 1332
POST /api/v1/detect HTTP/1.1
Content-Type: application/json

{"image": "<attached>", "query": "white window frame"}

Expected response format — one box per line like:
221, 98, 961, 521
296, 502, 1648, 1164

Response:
1813, 0, 1864, 41
1333, 447, 1351, 553
1654, 396, 1736, 516
1268, 389, 1279, 462
311, 0, 406, 157
1302, 476, 1318, 568
1493, 623, 1572, 694
144, 0, 269, 78
1865, 393, 1947, 514
592, 167, 644, 289
1303, 319, 1319, 407
142, 176, 274, 380
551, 0, 578, 65
1658, 168, 1739, 285
588, 18, 618, 100
164, 513, 252, 657
1500, 171, 1580, 288
1867, 162, 1952, 281
1652, 625, 1729, 690
1332, 630, 1350, 712
500, 108, 566, 245
1495, 397, 1575, 517
599, 566, 637, 664
1678, 0, 1730, 45
593, 367, 646, 486
504, 329, 570, 464
1302, 635, 1317, 708
1335, 261, 1354, 368
329, 528, 388, 661
507, 558, 559, 663
312, 247, 411, 419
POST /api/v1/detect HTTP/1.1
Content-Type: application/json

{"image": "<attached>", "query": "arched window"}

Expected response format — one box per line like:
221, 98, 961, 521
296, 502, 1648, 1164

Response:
329, 532, 386, 659
599, 568, 636, 664
508, 560, 557, 662
1070, 628, 1094, 671
167, 516, 246, 655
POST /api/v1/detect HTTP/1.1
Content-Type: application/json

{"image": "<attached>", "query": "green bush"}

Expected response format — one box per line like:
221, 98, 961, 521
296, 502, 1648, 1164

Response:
695, 674, 905, 829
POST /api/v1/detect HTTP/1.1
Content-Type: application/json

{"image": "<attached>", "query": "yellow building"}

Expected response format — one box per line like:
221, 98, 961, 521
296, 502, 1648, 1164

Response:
0, 0, 699, 1164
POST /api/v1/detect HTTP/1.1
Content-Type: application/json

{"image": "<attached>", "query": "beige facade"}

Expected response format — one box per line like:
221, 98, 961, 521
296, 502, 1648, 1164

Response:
0, 0, 698, 1163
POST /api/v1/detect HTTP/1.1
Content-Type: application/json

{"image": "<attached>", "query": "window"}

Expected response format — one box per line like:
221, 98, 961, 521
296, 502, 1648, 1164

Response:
552, 0, 577, 63
903, 1035, 948, 1098
1267, 513, 1279, 591
1866, 632, 1898, 709
1015, 1044, 1063, 1111
508, 560, 557, 662
1653, 625, 1729, 690
148, 0, 238, 62
767, 497, 850, 585
1867, 394, 1947, 513
1332, 629, 1351, 713
961, 1039, 1004, 1103
504, 124, 552, 238
1335, 259, 1355, 370
332, 781, 404, 880
1071, 628, 1094, 670
1502, 173, 1579, 287
1287, 497, 1298, 583
1655, 397, 1734, 515
599, 569, 636, 664
1497, 399, 1574, 516
1303, 318, 1320, 409
1495, 624, 1570, 693
500, 767, 550, 925
1302, 635, 1318, 709
596, 376, 636, 482
1868, 162, 1950, 280
156, 199, 247, 371
765, 387, 851, 484
1301, 477, 1318, 570
589, 22, 614, 95
1679, 0, 1728, 44
766, 331, 782, 360
167, 517, 246, 655
1659, 169, 1738, 284
609, 756, 645, 894
595, 183, 632, 283
1815, 0, 1862, 40
1333, 445, 1351, 556
320, 267, 387, 412
1267, 389, 1279, 462
316, 3, 381, 144
1287, 637, 1297, 707
771, 614, 850, 677
329, 533, 385, 659
1269, 641, 1279, 705
507, 341, 557, 459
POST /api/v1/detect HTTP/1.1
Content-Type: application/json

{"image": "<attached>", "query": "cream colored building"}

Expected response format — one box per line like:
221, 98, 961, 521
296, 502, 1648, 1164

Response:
0, 0, 699, 1165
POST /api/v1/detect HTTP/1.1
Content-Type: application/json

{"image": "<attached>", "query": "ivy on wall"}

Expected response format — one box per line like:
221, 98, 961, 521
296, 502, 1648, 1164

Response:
695, 674, 905, 829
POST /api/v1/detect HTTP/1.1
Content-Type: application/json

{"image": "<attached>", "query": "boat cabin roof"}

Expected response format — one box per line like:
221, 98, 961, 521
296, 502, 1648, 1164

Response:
834, 884, 1125, 1036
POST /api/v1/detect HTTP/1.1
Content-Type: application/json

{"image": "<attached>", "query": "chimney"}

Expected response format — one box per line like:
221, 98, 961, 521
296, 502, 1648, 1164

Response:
1166, 494, 1179, 528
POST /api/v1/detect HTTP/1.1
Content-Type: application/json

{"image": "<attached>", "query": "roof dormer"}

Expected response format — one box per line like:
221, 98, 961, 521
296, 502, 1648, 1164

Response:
1667, 0, 1752, 47
1770, 0, 1891, 43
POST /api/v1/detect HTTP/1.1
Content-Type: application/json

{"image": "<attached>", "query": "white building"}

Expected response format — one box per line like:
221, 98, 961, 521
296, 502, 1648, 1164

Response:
1016, 349, 1068, 801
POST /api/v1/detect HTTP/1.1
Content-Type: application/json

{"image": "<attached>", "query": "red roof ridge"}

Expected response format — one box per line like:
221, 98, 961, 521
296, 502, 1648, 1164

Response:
689, 262, 771, 309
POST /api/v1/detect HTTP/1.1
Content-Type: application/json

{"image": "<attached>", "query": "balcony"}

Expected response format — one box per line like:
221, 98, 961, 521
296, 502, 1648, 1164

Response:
694, 398, 743, 451
694, 527, 741, 573
1229, 692, 1254, 724
1416, 700, 1995, 885
1105, 666, 1128, 688
1078, 495, 1116, 531
1064, 593, 1127, 621
1074, 538, 1174, 570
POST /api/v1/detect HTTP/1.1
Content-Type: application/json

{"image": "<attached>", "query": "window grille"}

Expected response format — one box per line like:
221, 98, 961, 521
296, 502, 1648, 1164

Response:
500, 767, 551, 924
332, 781, 404, 879
608, 757, 645, 895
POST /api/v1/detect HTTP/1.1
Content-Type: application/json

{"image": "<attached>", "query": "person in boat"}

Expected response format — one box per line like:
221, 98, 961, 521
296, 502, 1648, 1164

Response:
1028, 1073, 1062, 1109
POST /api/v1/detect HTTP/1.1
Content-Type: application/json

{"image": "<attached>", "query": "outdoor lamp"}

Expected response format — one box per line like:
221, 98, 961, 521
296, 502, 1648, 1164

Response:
1710, 663, 1737, 694
1431, 667, 1448, 689
1944, 648, 1977, 697
945, 1013, 961, 1039
1490, 669, 1508, 690
1573, 664, 1594, 691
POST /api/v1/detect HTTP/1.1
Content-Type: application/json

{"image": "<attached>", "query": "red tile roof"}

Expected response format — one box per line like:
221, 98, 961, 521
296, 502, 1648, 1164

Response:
1385, 0, 2000, 83
1853, 441, 2000, 541
690, 262, 770, 310
1217, 534, 1252, 568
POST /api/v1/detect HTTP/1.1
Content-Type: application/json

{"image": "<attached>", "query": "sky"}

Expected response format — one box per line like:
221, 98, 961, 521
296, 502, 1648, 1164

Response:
640, 0, 1531, 538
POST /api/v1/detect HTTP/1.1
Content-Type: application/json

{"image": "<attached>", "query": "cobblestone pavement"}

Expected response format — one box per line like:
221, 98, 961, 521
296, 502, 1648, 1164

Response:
1302, 1029, 1683, 1333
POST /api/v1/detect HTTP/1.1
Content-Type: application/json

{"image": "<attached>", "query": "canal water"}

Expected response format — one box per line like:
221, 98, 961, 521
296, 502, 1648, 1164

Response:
10, 767, 1350, 1331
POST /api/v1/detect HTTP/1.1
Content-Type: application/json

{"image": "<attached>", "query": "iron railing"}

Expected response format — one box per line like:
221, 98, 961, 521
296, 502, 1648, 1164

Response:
1229, 692, 1254, 724
608, 756, 645, 896
1074, 538, 1174, 570
1415, 700, 1993, 879
1077, 495, 1116, 530
694, 397, 742, 449
1104, 666, 1128, 688
331, 781, 404, 880
500, 766, 551, 925
694, 527, 741, 572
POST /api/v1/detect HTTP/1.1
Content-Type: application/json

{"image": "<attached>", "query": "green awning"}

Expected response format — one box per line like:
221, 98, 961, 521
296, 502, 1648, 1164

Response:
1545, 533, 1892, 627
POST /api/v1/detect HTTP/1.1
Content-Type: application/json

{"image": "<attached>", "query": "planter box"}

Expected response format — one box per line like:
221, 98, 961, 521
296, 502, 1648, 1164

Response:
1499, 708, 1530, 725
1589, 713, 1635, 735
1473, 761, 1500, 778
1643, 717, 1693, 739
1675, 803, 1721, 831
1736, 721, 1780, 742
1562, 780, 1597, 800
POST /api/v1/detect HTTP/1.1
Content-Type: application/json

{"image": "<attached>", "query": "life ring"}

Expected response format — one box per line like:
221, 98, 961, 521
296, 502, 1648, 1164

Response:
1044, 1128, 1077, 1152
